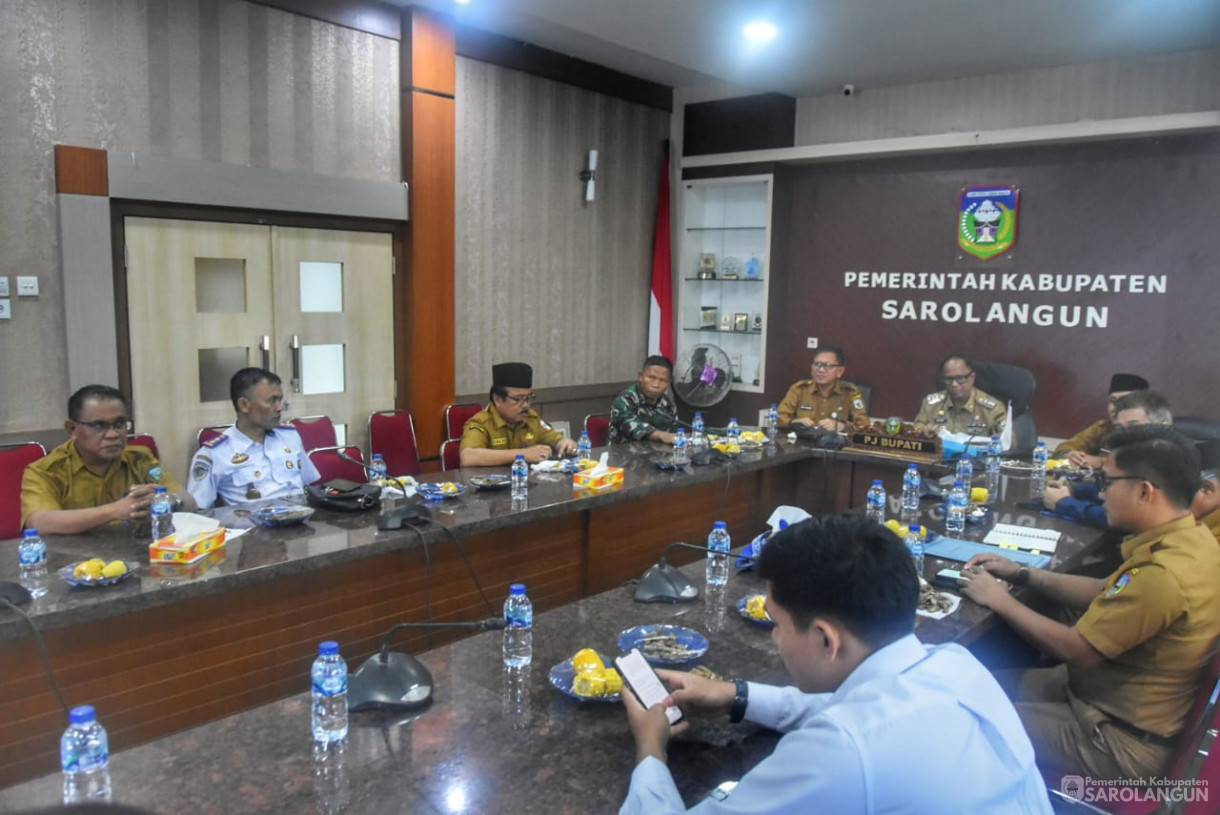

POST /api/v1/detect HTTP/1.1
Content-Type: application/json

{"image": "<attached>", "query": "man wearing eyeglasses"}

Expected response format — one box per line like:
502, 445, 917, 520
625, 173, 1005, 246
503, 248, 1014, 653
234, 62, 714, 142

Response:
958, 426, 1220, 781
1191, 439, 1220, 543
914, 355, 1006, 436
187, 368, 320, 508
459, 362, 577, 467
1053, 373, 1149, 469
776, 346, 869, 432
1042, 391, 1172, 528
21, 385, 195, 534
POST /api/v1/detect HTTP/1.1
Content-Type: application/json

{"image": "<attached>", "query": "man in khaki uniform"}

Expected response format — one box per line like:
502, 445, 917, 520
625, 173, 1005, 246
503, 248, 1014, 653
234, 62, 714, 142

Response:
1192, 439, 1220, 543
959, 426, 1220, 780
1053, 373, 1149, 468
776, 345, 869, 432
22, 385, 195, 534
913, 355, 1006, 436
459, 362, 577, 467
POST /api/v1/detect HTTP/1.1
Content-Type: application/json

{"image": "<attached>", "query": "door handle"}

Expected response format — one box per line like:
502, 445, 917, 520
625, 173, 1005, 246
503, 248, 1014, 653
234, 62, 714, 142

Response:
260, 335, 271, 371
290, 335, 301, 393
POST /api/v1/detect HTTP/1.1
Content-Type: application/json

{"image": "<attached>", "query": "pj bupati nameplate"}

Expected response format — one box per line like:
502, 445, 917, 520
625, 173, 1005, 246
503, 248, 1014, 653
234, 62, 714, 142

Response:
850, 432, 939, 455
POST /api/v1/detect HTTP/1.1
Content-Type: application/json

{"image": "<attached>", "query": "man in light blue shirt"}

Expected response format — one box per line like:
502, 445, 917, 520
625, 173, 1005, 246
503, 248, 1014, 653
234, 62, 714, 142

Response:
620, 514, 1052, 814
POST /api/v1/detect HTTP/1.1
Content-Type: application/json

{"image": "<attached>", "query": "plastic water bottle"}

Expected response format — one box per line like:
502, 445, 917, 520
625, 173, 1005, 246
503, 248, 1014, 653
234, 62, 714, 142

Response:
691, 412, 706, 449
905, 524, 925, 577
370, 453, 387, 486
672, 429, 689, 467
1031, 441, 1048, 498
511, 454, 529, 500
311, 641, 348, 744
866, 480, 886, 523
727, 417, 740, 441
766, 404, 779, 441
577, 430, 592, 460
503, 584, 533, 668
946, 480, 968, 535
901, 465, 921, 513
61, 705, 111, 804
19, 528, 48, 598
150, 486, 173, 543
987, 436, 1003, 492
955, 455, 974, 486
706, 521, 731, 587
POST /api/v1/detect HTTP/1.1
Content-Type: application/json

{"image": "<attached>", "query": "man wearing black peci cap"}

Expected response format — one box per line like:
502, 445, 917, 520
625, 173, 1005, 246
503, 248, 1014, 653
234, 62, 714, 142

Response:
1192, 439, 1220, 544
459, 362, 577, 467
1054, 373, 1149, 469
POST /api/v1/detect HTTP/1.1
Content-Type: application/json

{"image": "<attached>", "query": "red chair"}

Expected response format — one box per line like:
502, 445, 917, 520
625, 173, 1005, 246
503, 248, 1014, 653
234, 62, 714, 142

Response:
444, 403, 482, 441
584, 413, 611, 447
307, 446, 368, 484
368, 410, 421, 478
1045, 650, 1220, 813
440, 439, 462, 471
128, 433, 159, 459
1, 442, 47, 540
290, 415, 337, 453
197, 425, 231, 448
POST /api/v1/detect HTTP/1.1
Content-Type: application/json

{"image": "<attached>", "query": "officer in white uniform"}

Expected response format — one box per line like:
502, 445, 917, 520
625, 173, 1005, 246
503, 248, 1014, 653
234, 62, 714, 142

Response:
187, 368, 321, 508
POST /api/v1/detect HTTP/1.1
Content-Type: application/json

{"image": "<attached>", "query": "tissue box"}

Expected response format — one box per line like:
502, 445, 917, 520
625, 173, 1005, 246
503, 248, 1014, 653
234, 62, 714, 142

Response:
149, 527, 227, 564
573, 481, 625, 499
149, 546, 227, 580
572, 465, 624, 492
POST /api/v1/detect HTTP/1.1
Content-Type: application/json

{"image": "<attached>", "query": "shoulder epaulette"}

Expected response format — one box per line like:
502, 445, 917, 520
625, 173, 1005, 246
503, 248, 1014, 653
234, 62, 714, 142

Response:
201, 433, 227, 449
925, 392, 945, 405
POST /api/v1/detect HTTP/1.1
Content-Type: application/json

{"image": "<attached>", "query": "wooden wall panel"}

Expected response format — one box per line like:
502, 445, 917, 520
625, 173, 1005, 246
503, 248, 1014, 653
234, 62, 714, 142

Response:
53, 145, 108, 196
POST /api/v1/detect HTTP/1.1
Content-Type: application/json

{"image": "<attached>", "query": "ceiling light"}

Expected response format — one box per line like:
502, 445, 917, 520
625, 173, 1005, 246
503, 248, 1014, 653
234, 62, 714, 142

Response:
743, 21, 777, 44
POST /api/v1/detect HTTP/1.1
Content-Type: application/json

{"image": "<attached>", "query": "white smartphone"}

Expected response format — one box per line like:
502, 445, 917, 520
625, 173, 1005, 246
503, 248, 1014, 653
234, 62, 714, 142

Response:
615, 648, 683, 725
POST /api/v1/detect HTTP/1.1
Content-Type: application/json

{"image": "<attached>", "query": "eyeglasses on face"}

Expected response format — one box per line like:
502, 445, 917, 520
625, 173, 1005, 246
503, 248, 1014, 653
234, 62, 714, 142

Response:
945, 373, 975, 385
503, 393, 536, 405
1094, 471, 1156, 491
811, 362, 841, 370
74, 418, 134, 435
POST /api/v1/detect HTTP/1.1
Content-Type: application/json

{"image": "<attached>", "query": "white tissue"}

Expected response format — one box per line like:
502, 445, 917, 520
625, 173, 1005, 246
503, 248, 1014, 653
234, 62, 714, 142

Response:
589, 452, 610, 476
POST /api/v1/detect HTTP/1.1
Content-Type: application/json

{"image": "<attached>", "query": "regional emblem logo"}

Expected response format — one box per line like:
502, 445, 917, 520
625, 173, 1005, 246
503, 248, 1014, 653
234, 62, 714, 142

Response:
957, 186, 1019, 261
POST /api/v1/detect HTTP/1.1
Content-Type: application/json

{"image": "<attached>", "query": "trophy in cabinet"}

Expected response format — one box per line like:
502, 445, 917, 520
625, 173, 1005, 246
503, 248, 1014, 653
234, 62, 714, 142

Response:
697, 254, 717, 279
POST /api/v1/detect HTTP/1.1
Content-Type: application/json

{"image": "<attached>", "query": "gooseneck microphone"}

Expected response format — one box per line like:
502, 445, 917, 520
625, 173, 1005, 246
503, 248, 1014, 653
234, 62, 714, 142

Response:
634, 541, 757, 604
348, 617, 507, 712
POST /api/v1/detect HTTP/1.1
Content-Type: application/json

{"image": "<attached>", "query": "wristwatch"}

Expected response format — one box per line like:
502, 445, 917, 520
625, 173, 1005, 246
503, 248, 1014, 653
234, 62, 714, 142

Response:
729, 679, 749, 723
1014, 566, 1031, 586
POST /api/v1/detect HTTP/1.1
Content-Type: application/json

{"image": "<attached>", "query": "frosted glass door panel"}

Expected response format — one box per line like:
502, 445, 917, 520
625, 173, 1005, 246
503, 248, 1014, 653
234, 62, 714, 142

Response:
300, 344, 345, 395
299, 262, 344, 313
199, 348, 250, 402
195, 259, 247, 313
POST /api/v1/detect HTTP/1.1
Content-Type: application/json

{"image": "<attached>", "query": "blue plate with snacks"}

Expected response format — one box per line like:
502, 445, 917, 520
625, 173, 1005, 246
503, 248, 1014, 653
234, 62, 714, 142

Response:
548, 652, 621, 703
617, 624, 709, 667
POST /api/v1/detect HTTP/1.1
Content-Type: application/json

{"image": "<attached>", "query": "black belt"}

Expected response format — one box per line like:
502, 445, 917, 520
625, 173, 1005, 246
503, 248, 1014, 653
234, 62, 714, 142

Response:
1101, 716, 1178, 749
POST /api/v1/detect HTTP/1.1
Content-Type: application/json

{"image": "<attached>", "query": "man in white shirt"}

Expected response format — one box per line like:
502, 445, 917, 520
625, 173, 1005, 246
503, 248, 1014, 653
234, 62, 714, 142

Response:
620, 514, 1052, 814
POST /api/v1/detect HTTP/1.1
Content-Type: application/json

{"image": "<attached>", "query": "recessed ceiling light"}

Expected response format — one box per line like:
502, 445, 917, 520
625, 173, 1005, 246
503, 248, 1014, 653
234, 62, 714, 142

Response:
455, 0, 471, 5
743, 21, 777, 44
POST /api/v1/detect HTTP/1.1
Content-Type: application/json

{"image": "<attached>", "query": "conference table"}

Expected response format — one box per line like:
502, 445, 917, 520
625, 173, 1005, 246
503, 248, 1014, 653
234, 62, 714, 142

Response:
0, 437, 1104, 795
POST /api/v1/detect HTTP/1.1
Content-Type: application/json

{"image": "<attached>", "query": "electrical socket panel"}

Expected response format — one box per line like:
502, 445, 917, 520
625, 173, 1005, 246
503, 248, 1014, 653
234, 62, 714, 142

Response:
0, 299, 11, 320
16, 276, 38, 296
0, 277, 8, 296
806, 337, 818, 349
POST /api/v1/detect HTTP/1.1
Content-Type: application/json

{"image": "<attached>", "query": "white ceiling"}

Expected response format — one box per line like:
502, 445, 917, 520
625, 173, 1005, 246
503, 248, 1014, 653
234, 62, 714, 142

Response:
406, 0, 1220, 97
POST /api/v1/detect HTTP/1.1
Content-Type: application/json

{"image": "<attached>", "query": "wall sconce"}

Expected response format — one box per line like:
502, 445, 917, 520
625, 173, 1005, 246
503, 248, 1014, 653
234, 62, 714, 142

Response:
580, 149, 598, 202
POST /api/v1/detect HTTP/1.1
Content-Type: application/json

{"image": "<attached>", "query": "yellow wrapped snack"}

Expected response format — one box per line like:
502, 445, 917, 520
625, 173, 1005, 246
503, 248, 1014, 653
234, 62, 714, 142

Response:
573, 671, 607, 698
746, 594, 769, 621
101, 560, 128, 578
572, 648, 604, 674
441, 482, 459, 494
603, 667, 623, 694
713, 442, 741, 455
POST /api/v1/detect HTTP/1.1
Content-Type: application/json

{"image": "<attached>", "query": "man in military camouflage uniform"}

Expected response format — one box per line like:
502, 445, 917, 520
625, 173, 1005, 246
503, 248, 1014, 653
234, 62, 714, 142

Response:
776, 345, 869, 432
1053, 373, 1149, 469
460, 362, 576, 467
914, 355, 1006, 437
609, 355, 680, 444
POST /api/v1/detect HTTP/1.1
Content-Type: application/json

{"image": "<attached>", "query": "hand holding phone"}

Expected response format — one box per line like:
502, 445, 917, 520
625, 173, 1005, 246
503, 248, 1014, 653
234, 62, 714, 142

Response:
615, 649, 683, 725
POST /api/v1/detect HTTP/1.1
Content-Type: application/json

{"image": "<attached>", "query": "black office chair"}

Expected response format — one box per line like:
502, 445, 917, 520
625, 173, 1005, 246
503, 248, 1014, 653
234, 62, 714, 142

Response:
1173, 416, 1220, 442
937, 360, 1037, 456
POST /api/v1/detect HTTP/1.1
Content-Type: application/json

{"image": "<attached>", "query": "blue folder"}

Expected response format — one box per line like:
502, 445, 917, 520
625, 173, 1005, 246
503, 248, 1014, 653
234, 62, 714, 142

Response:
924, 537, 1053, 569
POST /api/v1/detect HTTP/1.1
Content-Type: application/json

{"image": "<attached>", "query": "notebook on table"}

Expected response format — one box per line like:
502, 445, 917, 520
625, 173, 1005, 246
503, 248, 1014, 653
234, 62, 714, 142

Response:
982, 523, 1061, 554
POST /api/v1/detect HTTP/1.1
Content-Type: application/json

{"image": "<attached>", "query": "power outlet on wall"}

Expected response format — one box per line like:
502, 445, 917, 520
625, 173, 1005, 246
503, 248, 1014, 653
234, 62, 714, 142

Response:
0, 299, 11, 320
806, 337, 818, 349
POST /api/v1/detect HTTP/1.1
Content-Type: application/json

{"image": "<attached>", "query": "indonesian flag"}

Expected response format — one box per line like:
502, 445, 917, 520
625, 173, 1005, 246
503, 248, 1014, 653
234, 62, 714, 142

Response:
648, 144, 674, 360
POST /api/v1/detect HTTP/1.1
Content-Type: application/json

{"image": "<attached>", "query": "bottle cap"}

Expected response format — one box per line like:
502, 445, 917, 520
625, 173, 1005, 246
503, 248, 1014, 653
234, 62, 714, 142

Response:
872, 480, 882, 486
318, 641, 339, 655
954, 480, 964, 488
1037, 441, 1046, 447
908, 463, 917, 469
373, 453, 383, 460
510, 583, 526, 595
514, 453, 524, 460
714, 521, 727, 529
154, 485, 168, 494
695, 412, 703, 418
910, 524, 921, 534
69, 706, 96, 724
23, 528, 38, 538
992, 436, 1000, 442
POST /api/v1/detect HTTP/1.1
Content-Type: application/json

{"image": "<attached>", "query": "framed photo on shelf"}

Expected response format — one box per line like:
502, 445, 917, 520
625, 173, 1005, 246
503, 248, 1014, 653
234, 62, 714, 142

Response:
734, 312, 749, 332
719, 314, 733, 331
700, 307, 718, 328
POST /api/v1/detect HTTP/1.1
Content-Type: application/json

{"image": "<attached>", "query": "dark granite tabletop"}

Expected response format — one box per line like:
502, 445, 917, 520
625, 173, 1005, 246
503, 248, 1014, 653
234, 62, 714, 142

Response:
0, 439, 821, 641
0, 463, 1107, 813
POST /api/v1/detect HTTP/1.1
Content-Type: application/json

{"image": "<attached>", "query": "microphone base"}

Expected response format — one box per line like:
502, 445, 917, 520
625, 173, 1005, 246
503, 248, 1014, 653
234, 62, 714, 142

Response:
348, 651, 435, 712
634, 562, 700, 604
